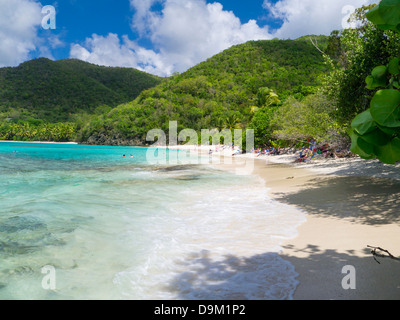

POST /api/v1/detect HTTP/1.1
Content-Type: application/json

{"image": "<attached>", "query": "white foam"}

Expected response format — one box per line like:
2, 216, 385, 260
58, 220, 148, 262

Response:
114, 174, 306, 300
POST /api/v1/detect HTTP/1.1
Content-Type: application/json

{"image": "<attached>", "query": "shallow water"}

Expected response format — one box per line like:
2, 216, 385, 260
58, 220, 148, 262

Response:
0, 142, 305, 300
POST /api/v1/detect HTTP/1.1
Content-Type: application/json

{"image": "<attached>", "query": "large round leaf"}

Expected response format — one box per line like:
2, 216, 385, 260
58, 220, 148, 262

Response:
377, 123, 400, 135
388, 58, 400, 75
371, 65, 388, 78
370, 89, 400, 127
351, 109, 377, 135
357, 137, 375, 155
375, 137, 400, 164
367, 0, 400, 31
365, 65, 388, 89
360, 128, 392, 146
349, 130, 375, 160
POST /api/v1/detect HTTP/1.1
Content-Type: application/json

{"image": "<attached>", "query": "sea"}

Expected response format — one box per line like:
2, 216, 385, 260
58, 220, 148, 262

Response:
0, 142, 306, 300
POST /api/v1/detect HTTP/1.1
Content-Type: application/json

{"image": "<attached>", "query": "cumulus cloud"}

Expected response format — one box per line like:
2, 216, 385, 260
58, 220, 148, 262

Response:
70, 0, 380, 76
0, 0, 42, 67
71, 0, 272, 76
264, 0, 378, 39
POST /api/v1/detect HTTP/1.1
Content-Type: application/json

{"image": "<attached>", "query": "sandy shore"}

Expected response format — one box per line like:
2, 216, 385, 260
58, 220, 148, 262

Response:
170, 145, 400, 299
252, 156, 400, 300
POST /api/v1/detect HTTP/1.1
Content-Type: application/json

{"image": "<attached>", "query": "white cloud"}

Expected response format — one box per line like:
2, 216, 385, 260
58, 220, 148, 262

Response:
70, 33, 172, 76
264, 0, 379, 39
70, 34, 137, 67
130, 0, 161, 36
0, 0, 43, 67
71, 0, 272, 76
148, 0, 272, 72
72, 0, 381, 76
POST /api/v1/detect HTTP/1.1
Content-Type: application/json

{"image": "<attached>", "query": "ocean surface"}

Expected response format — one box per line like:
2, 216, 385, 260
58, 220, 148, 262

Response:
0, 142, 306, 300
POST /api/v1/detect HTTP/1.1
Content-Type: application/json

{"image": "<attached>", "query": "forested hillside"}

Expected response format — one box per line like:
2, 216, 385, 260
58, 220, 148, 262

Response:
0, 58, 162, 123
80, 38, 330, 146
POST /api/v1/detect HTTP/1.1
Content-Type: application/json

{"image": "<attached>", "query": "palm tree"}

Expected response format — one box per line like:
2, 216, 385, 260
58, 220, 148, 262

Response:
256, 87, 280, 109
224, 113, 240, 130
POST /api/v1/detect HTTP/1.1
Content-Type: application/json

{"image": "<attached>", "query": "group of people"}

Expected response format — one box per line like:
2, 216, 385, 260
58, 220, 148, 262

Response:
295, 144, 335, 162
250, 141, 340, 163
252, 147, 280, 157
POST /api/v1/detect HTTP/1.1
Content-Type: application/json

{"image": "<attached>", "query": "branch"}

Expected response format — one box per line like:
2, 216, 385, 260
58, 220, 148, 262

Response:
367, 245, 400, 264
309, 37, 336, 71
309, 37, 326, 55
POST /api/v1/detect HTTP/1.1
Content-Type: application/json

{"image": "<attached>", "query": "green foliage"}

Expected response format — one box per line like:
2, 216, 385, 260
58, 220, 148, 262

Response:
0, 58, 162, 123
366, 0, 400, 32
81, 39, 328, 145
350, 0, 400, 164
256, 87, 280, 108
248, 106, 278, 147
272, 92, 344, 146
0, 122, 76, 142
324, 23, 400, 124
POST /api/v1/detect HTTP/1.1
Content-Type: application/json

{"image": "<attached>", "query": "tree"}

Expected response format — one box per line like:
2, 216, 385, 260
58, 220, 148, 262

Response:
256, 87, 280, 108
272, 92, 343, 146
349, 0, 400, 164
248, 106, 279, 147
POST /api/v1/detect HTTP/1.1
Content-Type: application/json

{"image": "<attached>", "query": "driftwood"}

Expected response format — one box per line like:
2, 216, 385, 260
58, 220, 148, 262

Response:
367, 245, 400, 264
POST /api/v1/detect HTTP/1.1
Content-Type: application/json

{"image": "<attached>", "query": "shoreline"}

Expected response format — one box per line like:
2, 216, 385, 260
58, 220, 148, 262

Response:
3, 141, 399, 299
252, 157, 400, 300
188, 145, 400, 299
0, 140, 78, 145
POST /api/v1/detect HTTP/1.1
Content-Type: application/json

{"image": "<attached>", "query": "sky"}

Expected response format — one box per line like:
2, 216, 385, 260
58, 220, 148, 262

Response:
0, 0, 378, 76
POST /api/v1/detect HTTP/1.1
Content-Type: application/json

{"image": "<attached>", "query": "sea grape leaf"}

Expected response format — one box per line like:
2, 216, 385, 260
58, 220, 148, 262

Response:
351, 109, 377, 135
349, 130, 376, 160
374, 0, 400, 25
366, 0, 400, 32
370, 89, 400, 127
388, 58, 400, 75
366, 6, 386, 25
372, 65, 388, 78
375, 137, 400, 164
357, 137, 375, 155
365, 75, 387, 89
376, 123, 400, 135
359, 128, 392, 146
366, 66, 388, 89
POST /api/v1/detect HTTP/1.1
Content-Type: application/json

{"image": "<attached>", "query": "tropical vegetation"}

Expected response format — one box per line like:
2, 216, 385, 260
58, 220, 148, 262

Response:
2, 0, 400, 165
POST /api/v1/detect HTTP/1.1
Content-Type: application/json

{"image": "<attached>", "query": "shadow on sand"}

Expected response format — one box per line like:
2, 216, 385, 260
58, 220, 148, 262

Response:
164, 168, 400, 300
164, 246, 400, 300
272, 175, 400, 225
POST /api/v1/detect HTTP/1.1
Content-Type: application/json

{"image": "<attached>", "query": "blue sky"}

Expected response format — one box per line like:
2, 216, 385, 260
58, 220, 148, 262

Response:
0, 0, 377, 76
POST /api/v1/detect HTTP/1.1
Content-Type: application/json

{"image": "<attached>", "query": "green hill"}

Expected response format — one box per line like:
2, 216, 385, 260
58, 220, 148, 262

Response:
0, 58, 162, 122
80, 38, 330, 146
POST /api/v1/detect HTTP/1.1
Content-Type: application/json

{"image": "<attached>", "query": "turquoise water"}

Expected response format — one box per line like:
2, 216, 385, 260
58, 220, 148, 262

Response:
0, 142, 305, 300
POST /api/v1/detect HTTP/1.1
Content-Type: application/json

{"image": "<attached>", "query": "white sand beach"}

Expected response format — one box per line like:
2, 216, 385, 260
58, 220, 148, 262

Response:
169, 144, 400, 299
